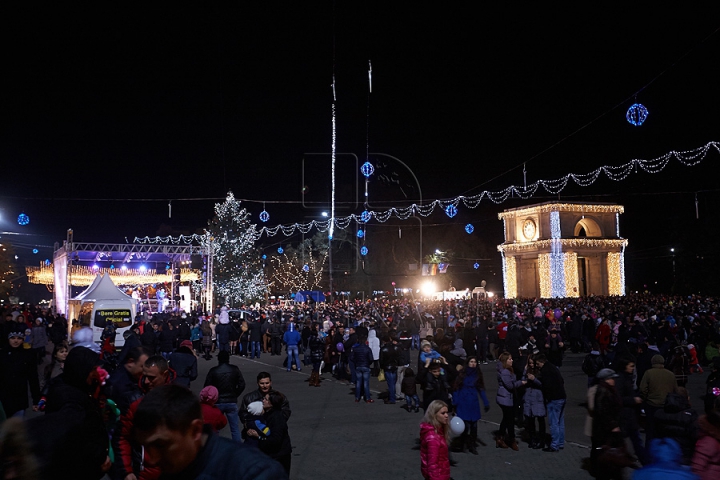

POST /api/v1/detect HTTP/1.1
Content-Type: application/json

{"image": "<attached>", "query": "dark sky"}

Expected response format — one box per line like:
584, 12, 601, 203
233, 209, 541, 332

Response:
2, 4, 720, 293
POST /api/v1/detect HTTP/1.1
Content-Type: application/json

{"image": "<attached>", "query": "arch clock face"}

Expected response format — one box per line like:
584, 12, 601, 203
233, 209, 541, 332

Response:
522, 219, 536, 240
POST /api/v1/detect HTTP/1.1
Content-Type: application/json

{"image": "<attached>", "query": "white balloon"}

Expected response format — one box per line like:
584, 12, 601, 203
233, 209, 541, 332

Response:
449, 416, 465, 436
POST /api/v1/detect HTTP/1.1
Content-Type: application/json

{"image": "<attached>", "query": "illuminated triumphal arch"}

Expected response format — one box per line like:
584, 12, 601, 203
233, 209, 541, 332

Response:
497, 202, 627, 299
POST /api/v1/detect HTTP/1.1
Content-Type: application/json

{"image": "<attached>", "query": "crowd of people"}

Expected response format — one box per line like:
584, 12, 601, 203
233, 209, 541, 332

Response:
1, 291, 720, 479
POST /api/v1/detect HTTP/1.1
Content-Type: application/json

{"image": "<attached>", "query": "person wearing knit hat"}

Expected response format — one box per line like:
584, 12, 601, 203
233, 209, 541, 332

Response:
199, 385, 227, 433
640, 352, 677, 442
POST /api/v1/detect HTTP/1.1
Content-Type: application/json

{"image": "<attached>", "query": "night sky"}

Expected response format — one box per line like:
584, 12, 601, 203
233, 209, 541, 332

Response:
2, 4, 719, 295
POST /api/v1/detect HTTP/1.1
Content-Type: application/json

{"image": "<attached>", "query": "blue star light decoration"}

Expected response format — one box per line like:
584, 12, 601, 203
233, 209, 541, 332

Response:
259, 210, 270, 222
357, 230, 364, 238
262, 254, 267, 260
474, 262, 480, 269
360, 210, 371, 223
626, 103, 648, 126
465, 224, 474, 234
32, 249, 38, 254
277, 247, 284, 254
360, 246, 368, 256
303, 264, 309, 272
445, 205, 457, 218
360, 161, 375, 177
17, 213, 29, 225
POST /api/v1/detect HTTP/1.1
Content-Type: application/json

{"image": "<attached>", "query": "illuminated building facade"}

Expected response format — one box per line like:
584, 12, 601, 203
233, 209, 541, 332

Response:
497, 202, 627, 299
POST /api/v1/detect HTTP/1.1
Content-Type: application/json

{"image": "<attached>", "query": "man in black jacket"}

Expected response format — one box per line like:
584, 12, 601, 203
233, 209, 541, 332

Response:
379, 335, 401, 404
240, 371, 292, 439
535, 354, 566, 452
203, 350, 245, 441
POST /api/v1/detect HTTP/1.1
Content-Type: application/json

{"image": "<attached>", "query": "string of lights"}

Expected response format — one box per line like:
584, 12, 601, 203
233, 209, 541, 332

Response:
134, 141, 718, 244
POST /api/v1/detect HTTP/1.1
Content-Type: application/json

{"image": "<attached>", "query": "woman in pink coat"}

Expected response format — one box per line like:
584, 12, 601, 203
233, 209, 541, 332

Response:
420, 400, 451, 480
692, 404, 720, 480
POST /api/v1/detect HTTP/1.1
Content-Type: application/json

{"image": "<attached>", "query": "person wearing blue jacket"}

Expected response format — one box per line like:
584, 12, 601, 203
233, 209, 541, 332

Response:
283, 323, 302, 372
633, 437, 699, 480
350, 335, 375, 403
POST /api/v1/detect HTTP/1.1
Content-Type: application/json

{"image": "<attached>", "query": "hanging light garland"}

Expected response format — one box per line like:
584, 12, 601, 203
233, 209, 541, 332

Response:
134, 141, 719, 243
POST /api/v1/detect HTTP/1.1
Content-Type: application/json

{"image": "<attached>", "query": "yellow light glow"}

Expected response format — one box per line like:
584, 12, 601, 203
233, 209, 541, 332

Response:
498, 238, 628, 253
26, 264, 199, 286
563, 252, 579, 298
607, 252, 625, 296
498, 202, 624, 220
421, 281, 436, 296
538, 254, 552, 298
504, 255, 517, 299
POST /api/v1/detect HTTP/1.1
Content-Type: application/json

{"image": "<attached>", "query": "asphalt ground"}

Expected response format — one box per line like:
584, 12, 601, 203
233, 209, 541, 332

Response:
188, 349, 709, 480
27, 345, 709, 480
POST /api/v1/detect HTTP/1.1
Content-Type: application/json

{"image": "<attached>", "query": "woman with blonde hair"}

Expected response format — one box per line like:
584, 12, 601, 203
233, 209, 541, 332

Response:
420, 399, 451, 480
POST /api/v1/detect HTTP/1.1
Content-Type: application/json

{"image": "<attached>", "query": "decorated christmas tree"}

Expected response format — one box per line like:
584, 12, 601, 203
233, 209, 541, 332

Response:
206, 192, 267, 303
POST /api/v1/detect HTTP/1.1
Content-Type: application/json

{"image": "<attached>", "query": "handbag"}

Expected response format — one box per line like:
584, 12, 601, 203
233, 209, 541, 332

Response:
596, 443, 635, 468
378, 369, 385, 382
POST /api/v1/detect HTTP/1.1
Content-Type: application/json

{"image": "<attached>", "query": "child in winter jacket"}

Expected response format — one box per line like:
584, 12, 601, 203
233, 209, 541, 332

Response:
402, 367, 421, 412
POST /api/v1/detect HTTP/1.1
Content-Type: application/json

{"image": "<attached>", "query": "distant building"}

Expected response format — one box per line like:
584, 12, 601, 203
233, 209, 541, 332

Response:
497, 202, 627, 298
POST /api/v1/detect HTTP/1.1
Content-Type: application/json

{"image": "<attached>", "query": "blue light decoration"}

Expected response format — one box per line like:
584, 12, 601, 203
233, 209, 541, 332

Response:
303, 264, 309, 272
262, 254, 267, 260
44, 259, 50, 265
259, 210, 270, 223
277, 247, 284, 254
474, 262, 480, 269
626, 103, 648, 126
110, 264, 115, 269
360, 210, 371, 223
445, 205, 457, 218
465, 224, 474, 234
357, 230, 364, 238
32, 249, 38, 254
360, 161, 375, 177
17, 213, 29, 225
360, 246, 368, 256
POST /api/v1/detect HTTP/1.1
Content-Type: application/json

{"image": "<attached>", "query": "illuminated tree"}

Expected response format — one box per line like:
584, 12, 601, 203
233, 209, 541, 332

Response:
268, 232, 328, 293
206, 192, 266, 304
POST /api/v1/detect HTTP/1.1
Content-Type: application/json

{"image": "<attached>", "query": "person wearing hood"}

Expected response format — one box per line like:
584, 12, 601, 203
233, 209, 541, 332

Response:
0, 326, 41, 418
283, 322, 302, 372
368, 329, 380, 375
25, 346, 111, 480
634, 437, 699, 480
654, 387, 698, 464
450, 338, 467, 361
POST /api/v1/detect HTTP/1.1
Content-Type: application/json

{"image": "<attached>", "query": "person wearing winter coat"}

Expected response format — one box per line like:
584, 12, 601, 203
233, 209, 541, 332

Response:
199, 385, 228, 433
613, 356, 647, 465
453, 357, 490, 454
0, 326, 41, 417
450, 338, 467, 361
31, 317, 49, 365
402, 367, 421, 412
169, 340, 198, 388
691, 400, 720, 480
420, 400, 451, 480
308, 324, 326, 386
283, 323, 302, 372
203, 350, 246, 441
25, 346, 111, 480
582, 343, 608, 387
591, 368, 624, 480
535, 353, 567, 452
496, 352, 527, 450
379, 335, 401, 403
522, 354, 547, 449
634, 438, 699, 480
654, 387, 698, 464
350, 335, 374, 402
368, 329, 381, 372
246, 390, 293, 476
